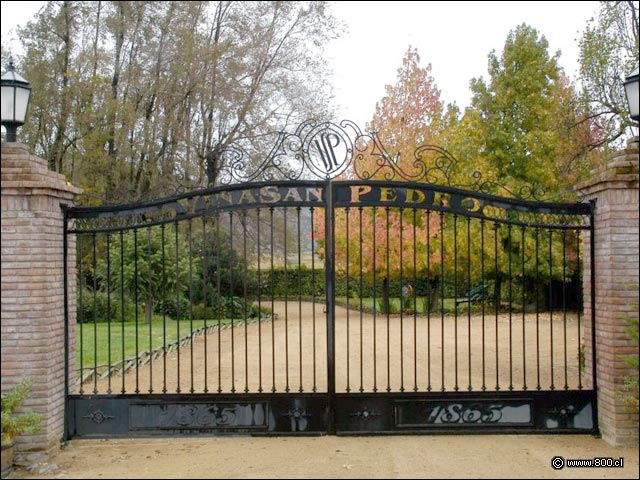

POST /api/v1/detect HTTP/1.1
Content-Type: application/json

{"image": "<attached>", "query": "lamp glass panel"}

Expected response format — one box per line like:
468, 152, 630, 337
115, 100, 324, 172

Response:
14, 87, 30, 123
624, 79, 639, 118
1, 85, 15, 122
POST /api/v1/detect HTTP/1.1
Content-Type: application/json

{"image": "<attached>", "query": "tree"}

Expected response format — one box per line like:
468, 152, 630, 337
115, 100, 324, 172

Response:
315, 38, 585, 310
466, 23, 598, 197
95, 226, 192, 324
579, 1, 639, 147
368, 47, 445, 160
315, 48, 447, 302
15, 1, 341, 203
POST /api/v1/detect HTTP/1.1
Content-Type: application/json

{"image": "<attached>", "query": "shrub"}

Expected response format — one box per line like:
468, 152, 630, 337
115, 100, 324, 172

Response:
621, 284, 639, 414
156, 296, 190, 320
77, 288, 119, 323
1, 379, 42, 446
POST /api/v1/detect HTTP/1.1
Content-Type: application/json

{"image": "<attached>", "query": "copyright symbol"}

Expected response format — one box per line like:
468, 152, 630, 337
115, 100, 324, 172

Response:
551, 456, 565, 470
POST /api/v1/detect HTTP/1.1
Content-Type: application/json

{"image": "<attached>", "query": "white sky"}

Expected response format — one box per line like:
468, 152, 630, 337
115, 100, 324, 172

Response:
1, 1, 600, 128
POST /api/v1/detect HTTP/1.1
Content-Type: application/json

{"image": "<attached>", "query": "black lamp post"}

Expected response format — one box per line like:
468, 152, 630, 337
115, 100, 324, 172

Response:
623, 66, 639, 122
1, 61, 32, 143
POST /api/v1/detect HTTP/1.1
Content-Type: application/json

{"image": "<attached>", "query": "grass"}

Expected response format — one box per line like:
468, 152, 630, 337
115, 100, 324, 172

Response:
76, 296, 494, 372
76, 315, 248, 372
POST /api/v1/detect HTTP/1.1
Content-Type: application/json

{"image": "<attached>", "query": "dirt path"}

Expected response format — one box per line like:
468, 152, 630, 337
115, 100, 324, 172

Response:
20, 302, 636, 479
81, 302, 584, 394
13, 435, 638, 479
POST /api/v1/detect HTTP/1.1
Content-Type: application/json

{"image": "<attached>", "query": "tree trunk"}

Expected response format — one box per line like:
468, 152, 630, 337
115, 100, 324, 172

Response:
383, 277, 390, 314
145, 299, 153, 325
49, 0, 73, 173
494, 273, 503, 307
427, 276, 439, 313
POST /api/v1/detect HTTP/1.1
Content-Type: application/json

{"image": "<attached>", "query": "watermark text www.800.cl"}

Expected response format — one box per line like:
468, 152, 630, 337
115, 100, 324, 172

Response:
551, 456, 624, 470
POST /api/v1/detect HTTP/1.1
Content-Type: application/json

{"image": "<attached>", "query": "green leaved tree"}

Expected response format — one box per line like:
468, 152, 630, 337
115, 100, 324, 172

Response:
466, 23, 598, 198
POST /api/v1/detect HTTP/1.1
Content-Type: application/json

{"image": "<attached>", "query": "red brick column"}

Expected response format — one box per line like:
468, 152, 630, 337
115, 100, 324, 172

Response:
1, 143, 82, 460
576, 136, 639, 446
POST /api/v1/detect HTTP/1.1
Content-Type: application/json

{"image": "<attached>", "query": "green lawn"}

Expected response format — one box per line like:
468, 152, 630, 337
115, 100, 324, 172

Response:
76, 297, 489, 373
76, 316, 242, 372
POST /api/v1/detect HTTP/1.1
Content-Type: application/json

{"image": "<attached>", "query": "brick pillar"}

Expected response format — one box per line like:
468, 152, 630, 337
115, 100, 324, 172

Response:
575, 136, 639, 446
1, 142, 82, 460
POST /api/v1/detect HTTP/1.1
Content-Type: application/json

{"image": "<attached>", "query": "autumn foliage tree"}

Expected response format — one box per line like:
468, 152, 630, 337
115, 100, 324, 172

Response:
317, 35, 587, 307
309, 48, 451, 307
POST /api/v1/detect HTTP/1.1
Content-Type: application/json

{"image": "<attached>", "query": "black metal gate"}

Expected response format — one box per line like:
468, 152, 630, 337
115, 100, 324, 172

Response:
64, 121, 597, 437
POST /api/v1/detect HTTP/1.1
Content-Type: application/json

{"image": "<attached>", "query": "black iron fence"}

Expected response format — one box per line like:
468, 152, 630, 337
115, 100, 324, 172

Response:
64, 121, 597, 436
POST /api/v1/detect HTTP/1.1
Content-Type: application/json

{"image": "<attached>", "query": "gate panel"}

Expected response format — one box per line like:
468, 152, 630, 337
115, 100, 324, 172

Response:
68, 394, 329, 437
334, 391, 595, 434
331, 181, 595, 434
66, 181, 330, 436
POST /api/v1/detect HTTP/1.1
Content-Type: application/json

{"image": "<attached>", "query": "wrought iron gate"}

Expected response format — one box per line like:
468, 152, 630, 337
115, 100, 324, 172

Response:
64, 121, 597, 437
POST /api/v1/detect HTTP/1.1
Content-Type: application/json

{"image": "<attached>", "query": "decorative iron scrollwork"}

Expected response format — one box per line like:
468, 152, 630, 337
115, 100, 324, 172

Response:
282, 408, 312, 432
212, 120, 554, 202
82, 408, 115, 424
547, 404, 578, 428
66, 120, 593, 231
350, 407, 380, 420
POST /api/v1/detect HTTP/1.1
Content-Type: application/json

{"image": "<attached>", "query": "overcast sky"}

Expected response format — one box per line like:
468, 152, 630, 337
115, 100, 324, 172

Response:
1, 1, 600, 127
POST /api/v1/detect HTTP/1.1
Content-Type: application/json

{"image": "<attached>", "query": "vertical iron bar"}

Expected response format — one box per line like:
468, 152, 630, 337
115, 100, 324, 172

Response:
92, 233, 98, 395
453, 213, 458, 392
284, 207, 289, 393
120, 231, 125, 394
386, 206, 391, 392
257, 209, 262, 393
202, 217, 208, 393
494, 222, 500, 391
467, 216, 472, 391
243, 211, 249, 393
216, 213, 222, 393
346, 207, 351, 393
535, 227, 541, 390
359, 206, 364, 393
134, 229, 139, 394
297, 206, 303, 393
427, 210, 431, 392
521, 226, 527, 391
270, 207, 276, 393
148, 227, 154, 393
481, 219, 486, 391
311, 206, 317, 393
372, 206, 378, 393
413, 208, 418, 392
186, 220, 193, 393
325, 180, 336, 433
577, 229, 582, 390
161, 224, 167, 393
507, 223, 513, 391
78, 235, 84, 395
229, 212, 235, 393
562, 228, 568, 390
549, 228, 555, 390
440, 212, 445, 392
106, 233, 112, 394
174, 222, 180, 394
399, 208, 404, 393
